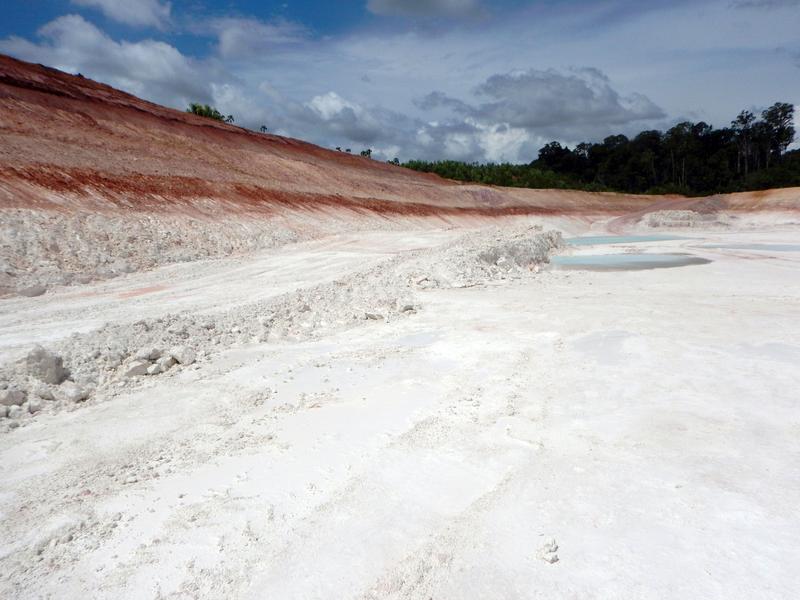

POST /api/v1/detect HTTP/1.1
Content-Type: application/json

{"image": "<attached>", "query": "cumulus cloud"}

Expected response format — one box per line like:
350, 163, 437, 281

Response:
0, 15, 213, 107
294, 92, 405, 146
71, 0, 171, 29
471, 68, 665, 133
204, 17, 308, 59
414, 119, 540, 162
412, 67, 665, 155
280, 88, 545, 163
367, 0, 482, 18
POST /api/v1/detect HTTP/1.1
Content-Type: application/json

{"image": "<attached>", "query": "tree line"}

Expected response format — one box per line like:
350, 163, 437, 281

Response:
402, 102, 797, 196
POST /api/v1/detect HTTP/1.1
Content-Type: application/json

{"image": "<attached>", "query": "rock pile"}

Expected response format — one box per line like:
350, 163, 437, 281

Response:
0, 341, 200, 430
0, 208, 303, 297
0, 346, 89, 428
396, 226, 563, 289
1, 226, 562, 432
642, 210, 733, 229
122, 346, 194, 378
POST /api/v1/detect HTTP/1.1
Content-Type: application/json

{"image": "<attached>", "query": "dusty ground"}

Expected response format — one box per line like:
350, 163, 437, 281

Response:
1, 218, 799, 599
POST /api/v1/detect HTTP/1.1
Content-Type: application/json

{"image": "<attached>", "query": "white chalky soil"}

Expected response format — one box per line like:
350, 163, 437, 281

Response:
1, 222, 799, 599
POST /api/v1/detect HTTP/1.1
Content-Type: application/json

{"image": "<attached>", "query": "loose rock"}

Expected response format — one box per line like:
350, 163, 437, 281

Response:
19, 285, 47, 297
135, 347, 162, 361
0, 388, 25, 407
157, 356, 176, 371
59, 381, 89, 403
169, 346, 196, 365
123, 360, 151, 378
26, 345, 68, 384
146, 363, 162, 376
537, 537, 560, 564
31, 383, 55, 401
8, 405, 25, 419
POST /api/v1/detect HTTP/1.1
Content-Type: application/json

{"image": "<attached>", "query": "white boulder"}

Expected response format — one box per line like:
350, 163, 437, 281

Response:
59, 381, 89, 403
169, 346, 196, 365
123, 360, 150, 378
146, 363, 162, 376
157, 356, 177, 371
135, 348, 162, 361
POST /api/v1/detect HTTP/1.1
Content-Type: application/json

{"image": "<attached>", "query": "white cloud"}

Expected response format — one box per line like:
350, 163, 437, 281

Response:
307, 92, 361, 120
71, 0, 171, 29
298, 92, 396, 145
204, 17, 307, 59
367, 0, 482, 18
471, 67, 665, 132
0, 15, 212, 107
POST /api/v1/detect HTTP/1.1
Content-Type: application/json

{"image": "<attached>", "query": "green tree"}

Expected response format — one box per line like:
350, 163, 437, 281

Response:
731, 110, 756, 176
186, 103, 234, 123
762, 102, 795, 160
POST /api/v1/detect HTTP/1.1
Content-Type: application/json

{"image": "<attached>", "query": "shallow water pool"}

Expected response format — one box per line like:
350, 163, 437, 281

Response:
699, 243, 800, 252
551, 253, 711, 271
565, 235, 687, 246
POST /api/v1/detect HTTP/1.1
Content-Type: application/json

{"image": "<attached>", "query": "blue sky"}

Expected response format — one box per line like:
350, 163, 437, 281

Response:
1, 0, 798, 161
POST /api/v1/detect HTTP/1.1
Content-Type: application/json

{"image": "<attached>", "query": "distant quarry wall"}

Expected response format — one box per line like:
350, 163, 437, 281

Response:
0, 194, 560, 297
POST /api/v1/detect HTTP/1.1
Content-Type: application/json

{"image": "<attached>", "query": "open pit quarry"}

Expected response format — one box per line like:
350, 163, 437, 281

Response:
1, 55, 799, 599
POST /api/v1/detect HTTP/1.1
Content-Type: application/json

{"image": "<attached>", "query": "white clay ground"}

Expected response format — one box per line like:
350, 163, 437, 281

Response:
1, 221, 799, 599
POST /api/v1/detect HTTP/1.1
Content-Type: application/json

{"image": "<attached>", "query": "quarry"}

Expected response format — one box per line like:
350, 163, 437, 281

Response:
1, 55, 799, 599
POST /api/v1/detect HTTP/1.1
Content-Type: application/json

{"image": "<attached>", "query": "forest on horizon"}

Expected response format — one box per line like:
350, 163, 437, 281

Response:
400, 102, 798, 196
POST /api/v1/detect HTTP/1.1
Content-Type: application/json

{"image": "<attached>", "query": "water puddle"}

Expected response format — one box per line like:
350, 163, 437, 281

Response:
550, 253, 711, 271
699, 243, 800, 252
565, 235, 688, 246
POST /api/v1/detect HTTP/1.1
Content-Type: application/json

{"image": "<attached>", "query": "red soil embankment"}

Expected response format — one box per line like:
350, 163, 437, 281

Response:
0, 53, 668, 219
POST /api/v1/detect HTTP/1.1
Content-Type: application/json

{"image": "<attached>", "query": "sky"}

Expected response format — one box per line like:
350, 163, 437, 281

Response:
1, 0, 798, 162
